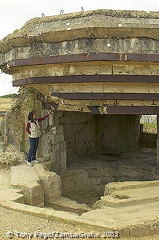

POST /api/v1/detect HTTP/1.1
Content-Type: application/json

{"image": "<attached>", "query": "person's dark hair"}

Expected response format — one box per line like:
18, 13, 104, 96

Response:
28, 111, 35, 122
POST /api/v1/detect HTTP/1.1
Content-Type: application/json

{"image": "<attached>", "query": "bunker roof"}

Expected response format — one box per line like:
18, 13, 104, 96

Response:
0, 9, 159, 53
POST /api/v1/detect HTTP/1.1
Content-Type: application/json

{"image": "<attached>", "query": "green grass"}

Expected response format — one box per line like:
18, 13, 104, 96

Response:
0, 93, 17, 98
141, 122, 157, 133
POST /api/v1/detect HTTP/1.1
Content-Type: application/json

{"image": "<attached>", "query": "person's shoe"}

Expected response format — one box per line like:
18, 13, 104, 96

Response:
32, 160, 39, 163
26, 161, 33, 167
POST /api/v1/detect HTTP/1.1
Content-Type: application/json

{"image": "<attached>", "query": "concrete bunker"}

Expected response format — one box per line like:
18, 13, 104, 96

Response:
62, 113, 140, 161
52, 112, 157, 206
0, 9, 159, 209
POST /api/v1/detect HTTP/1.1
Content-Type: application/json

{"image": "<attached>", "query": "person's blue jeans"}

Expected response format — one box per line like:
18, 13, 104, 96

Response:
28, 137, 39, 162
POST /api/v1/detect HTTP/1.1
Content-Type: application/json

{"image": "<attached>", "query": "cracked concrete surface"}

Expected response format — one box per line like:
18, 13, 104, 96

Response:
1, 163, 159, 238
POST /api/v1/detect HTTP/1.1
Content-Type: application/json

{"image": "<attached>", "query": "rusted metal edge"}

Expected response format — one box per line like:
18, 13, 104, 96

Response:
51, 92, 159, 100
13, 75, 159, 86
8, 52, 159, 68
89, 106, 159, 115
43, 102, 58, 111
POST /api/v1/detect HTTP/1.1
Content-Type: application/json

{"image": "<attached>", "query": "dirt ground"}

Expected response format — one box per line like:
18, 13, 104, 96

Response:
0, 206, 159, 240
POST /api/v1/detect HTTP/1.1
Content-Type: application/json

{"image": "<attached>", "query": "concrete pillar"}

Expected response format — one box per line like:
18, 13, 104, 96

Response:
156, 115, 159, 165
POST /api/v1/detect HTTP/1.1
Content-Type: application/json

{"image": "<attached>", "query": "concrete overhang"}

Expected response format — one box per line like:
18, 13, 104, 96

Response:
0, 9, 159, 53
0, 9, 159, 114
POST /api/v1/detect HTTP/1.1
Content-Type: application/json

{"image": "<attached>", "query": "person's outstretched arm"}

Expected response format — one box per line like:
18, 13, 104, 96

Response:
37, 110, 52, 122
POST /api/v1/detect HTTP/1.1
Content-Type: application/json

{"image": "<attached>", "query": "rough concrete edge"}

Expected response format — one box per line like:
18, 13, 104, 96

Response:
0, 200, 117, 233
3, 9, 159, 37
14, 9, 159, 30
11, 165, 45, 206
100, 196, 159, 208
0, 9, 159, 53
0, 189, 25, 203
47, 196, 91, 214
104, 180, 159, 195
1, 200, 159, 237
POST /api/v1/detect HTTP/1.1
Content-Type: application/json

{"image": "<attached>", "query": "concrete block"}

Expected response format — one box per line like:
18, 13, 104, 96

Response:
11, 165, 44, 207
48, 196, 91, 215
57, 133, 65, 142
20, 183, 44, 207
92, 181, 159, 209
104, 180, 159, 195
48, 114, 54, 126
57, 150, 67, 173
34, 164, 62, 203
62, 179, 76, 192
0, 189, 24, 203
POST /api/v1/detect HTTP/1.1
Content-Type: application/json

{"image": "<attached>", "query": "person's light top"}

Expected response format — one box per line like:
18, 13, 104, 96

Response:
26, 114, 49, 135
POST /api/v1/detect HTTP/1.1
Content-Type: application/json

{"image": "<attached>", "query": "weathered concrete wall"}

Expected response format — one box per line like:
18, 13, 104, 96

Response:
39, 111, 67, 173
60, 112, 140, 162
12, 62, 159, 81
62, 169, 104, 205
1, 87, 140, 170
3, 88, 44, 152
60, 112, 99, 162
1, 38, 159, 67
101, 115, 140, 153
1, 87, 67, 173
0, 9, 159, 55
140, 132, 157, 148
62, 152, 159, 206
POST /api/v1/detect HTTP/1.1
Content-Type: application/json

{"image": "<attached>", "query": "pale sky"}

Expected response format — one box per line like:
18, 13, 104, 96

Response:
0, 0, 159, 96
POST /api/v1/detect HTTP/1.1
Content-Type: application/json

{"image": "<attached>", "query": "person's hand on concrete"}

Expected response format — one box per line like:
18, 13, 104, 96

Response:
48, 110, 52, 115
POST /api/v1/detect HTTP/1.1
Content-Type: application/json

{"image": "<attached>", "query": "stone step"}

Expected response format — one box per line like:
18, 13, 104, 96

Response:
94, 185, 159, 208
0, 188, 24, 203
11, 164, 44, 207
104, 180, 159, 195
78, 201, 159, 237
47, 196, 91, 215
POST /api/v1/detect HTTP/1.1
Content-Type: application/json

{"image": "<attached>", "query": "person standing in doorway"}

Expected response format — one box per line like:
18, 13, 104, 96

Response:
26, 110, 51, 166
